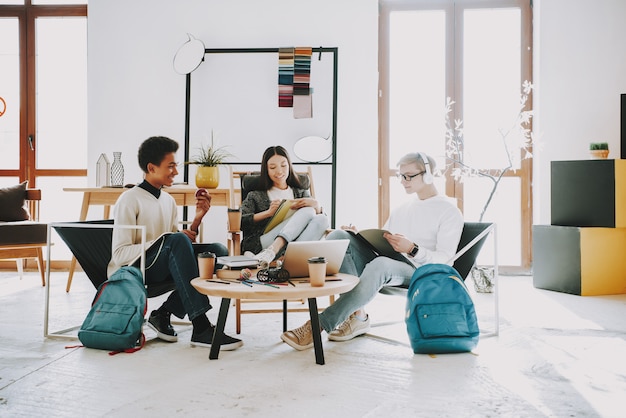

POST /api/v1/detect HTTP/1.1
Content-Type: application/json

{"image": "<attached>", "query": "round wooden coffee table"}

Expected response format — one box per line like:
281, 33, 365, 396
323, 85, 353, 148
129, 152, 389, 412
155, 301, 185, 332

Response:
191, 273, 358, 365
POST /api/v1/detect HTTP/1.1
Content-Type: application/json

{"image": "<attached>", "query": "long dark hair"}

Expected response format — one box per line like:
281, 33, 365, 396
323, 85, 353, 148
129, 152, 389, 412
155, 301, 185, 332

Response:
259, 146, 303, 190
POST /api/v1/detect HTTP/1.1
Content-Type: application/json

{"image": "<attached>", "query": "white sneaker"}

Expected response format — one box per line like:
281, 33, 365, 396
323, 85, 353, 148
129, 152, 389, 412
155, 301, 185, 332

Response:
254, 248, 276, 269
328, 313, 370, 342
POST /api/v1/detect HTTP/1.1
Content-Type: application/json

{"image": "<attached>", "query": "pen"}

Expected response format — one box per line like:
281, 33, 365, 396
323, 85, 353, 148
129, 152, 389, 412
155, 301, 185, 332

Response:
243, 279, 280, 289
239, 280, 253, 287
205, 279, 231, 285
287, 279, 296, 287
262, 282, 280, 289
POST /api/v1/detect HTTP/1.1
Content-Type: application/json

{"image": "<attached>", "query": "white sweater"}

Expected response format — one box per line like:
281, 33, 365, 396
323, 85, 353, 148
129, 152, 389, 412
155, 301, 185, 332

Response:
107, 186, 179, 277
384, 194, 464, 267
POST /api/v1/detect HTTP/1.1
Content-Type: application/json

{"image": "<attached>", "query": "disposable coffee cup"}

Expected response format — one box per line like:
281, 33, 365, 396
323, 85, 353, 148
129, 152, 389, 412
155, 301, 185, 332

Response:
198, 252, 216, 279
227, 208, 242, 232
308, 256, 327, 287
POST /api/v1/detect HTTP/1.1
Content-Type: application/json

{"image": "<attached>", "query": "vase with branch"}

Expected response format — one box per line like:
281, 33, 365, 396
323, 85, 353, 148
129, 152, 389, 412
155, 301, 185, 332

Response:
443, 81, 535, 291
444, 80, 535, 222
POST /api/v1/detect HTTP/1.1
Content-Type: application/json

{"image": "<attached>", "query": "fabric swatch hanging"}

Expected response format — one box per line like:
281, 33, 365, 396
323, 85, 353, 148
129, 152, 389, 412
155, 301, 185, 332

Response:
278, 47, 294, 107
293, 47, 313, 118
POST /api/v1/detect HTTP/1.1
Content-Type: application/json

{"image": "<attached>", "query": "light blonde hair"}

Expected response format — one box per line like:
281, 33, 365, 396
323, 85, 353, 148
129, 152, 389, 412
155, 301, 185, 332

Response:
397, 152, 436, 172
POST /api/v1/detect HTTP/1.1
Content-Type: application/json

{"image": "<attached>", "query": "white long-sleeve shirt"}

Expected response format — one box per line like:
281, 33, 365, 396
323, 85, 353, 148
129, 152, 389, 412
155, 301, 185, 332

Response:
107, 186, 179, 277
384, 194, 463, 267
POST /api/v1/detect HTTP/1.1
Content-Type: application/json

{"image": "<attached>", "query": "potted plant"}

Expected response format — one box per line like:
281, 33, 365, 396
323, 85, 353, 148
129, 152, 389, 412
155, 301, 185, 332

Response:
186, 133, 233, 188
589, 142, 609, 159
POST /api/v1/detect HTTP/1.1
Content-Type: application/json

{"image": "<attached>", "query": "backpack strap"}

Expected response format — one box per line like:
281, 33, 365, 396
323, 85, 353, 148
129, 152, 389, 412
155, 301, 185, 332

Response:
108, 332, 146, 356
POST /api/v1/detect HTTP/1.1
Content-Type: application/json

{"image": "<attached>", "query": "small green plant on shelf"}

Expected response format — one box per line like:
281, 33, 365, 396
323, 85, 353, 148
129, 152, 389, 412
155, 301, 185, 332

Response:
589, 142, 609, 151
186, 132, 233, 167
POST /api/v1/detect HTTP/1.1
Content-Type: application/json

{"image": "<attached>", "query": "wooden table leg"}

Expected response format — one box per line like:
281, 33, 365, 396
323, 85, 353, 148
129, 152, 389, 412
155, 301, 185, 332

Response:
209, 297, 231, 360
307, 297, 325, 365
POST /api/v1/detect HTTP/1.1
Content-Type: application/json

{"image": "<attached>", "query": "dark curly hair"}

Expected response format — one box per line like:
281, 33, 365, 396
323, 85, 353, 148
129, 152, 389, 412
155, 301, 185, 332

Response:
137, 136, 179, 173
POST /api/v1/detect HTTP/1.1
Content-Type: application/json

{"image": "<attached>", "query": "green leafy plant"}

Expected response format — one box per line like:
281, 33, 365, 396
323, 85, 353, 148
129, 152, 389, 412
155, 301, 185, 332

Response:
444, 80, 536, 222
589, 142, 609, 150
186, 133, 233, 167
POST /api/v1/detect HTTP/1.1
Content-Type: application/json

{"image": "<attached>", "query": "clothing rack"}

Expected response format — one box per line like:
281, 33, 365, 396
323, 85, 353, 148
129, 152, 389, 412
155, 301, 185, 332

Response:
181, 47, 338, 227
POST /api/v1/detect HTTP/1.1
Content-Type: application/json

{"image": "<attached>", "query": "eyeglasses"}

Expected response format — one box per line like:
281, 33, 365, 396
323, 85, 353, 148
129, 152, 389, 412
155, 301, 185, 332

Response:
396, 171, 425, 181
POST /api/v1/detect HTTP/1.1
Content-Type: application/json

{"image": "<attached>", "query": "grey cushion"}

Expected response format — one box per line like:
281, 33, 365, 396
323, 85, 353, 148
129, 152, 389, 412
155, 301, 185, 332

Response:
0, 181, 29, 222
0, 221, 47, 245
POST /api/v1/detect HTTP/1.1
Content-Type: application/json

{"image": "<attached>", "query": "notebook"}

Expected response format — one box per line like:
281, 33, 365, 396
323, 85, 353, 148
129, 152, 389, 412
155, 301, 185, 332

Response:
280, 239, 350, 278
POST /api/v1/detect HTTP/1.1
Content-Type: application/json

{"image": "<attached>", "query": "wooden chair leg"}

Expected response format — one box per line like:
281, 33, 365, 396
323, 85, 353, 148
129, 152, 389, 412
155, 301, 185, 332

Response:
36, 247, 45, 286
66, 257, 77, 293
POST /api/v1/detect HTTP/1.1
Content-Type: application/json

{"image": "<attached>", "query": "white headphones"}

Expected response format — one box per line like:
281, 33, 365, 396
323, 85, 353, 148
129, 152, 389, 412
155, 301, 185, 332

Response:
418, 152, 434, 184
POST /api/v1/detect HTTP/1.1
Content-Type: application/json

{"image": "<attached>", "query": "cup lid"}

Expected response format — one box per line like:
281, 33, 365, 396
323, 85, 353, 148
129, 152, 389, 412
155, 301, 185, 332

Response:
198, 252, 216, 258
308, 256, 326, 263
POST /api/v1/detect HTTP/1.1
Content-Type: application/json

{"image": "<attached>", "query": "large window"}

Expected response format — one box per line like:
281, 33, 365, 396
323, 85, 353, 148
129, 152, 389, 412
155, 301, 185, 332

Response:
379, 0, 532, 270
0, 1, 87, 265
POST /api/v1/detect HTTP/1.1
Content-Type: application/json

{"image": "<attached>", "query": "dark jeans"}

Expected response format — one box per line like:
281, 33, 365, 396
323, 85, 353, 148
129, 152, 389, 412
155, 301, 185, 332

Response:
137, 232, 228, 320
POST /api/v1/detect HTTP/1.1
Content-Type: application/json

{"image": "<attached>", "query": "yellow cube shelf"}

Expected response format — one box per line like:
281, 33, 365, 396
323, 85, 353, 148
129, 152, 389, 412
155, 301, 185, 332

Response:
533, 225, 626, 295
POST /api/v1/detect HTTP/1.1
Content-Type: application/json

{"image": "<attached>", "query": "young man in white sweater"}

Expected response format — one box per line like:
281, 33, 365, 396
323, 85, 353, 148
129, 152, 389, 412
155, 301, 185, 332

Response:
108, 136, 242, 350
281, 152, 464, 350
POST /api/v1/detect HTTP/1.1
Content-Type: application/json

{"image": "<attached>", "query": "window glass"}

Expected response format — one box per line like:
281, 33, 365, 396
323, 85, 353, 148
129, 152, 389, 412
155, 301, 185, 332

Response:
36, 17, 87, 169
0, 18, 19, 170
388, 10, 446, 167
464, 176, 521, 265
463, 8, 522, 169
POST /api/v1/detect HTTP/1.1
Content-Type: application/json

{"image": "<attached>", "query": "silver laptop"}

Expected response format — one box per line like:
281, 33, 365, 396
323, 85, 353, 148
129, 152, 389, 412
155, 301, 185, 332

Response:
280, 239, 349, 278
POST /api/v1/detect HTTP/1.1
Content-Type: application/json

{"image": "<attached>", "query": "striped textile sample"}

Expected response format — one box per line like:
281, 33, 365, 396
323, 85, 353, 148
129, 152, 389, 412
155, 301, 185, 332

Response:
278, 47, 294, 107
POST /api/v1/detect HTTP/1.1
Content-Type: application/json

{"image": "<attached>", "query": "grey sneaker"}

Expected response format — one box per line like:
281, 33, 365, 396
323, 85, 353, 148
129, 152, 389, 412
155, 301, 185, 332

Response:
328, 313, 370, 342
281, 320, 314, 350
254, 248, 276, 269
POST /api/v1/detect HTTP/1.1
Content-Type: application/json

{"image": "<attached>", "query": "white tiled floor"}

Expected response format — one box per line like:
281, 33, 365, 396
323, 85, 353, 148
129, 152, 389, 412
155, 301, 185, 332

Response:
1, 270, 625, 417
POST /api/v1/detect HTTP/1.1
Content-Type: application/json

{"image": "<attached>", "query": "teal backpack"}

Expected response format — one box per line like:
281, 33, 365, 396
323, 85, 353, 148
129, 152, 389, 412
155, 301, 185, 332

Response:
78, 266, 147, 354
405, 263, 479, 354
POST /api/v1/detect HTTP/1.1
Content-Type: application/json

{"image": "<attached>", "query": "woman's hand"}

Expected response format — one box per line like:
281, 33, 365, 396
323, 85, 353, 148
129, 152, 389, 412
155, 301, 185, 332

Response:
291, 197, 320, 213
383, 232, 413, 253
266, 199, 282, 218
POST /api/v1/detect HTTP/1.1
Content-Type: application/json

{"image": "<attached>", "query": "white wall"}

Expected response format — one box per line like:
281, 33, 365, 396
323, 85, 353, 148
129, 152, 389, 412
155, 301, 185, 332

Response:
533, 0, 626, 224
90, 0, 626, 244
88, 0, 379, 243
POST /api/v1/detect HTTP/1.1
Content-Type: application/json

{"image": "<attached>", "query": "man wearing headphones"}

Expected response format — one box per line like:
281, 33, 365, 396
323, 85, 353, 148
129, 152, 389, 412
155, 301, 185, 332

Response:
281, 152, 464, 350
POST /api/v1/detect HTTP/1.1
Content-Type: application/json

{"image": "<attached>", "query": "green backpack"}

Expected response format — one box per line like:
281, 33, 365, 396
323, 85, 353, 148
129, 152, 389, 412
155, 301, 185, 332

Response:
78, 266, 147, 354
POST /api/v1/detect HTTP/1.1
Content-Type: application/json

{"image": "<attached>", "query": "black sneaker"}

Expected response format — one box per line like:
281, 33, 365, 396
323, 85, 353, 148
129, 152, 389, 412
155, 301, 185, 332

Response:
147, 310, 178, 342
190, 325, 243, 351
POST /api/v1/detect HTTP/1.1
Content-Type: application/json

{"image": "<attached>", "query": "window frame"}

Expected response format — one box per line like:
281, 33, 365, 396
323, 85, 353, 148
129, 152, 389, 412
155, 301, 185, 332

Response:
378, 0, 533, 271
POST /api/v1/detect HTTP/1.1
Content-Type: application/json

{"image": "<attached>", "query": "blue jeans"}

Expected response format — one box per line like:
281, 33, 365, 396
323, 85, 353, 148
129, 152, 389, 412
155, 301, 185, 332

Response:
141, 233, 228, 320
318, 229, 416, 332
260, 207, 329, 249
